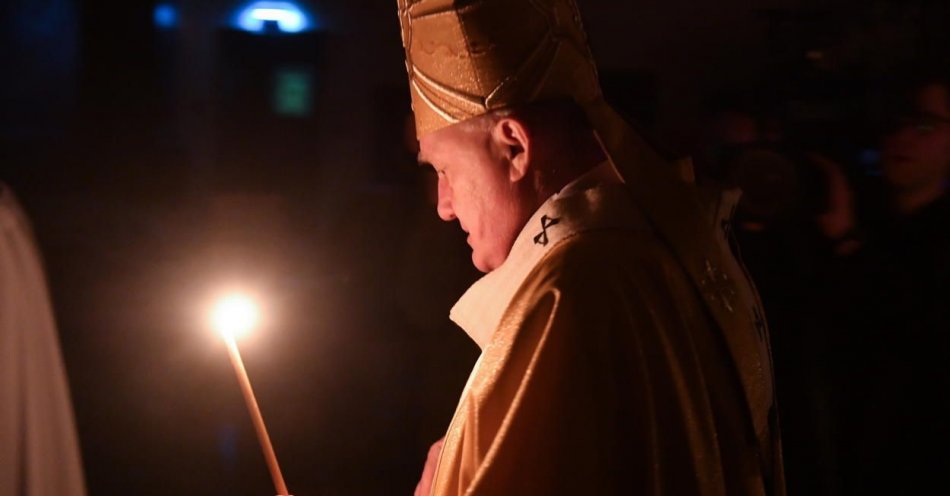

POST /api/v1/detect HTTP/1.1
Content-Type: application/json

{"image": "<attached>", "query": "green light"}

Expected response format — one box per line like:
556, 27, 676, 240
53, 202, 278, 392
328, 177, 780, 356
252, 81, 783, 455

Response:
273, 67, 313, 117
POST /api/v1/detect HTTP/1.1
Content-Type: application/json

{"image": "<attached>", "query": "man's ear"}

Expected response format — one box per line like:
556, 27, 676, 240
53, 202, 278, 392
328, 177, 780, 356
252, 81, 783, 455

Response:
491, 117, 531, 182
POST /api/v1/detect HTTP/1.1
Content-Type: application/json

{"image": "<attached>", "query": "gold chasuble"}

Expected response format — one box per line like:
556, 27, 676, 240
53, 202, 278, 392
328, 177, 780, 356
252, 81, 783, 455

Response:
437, 170, 779, 495
395, 1, 785, 494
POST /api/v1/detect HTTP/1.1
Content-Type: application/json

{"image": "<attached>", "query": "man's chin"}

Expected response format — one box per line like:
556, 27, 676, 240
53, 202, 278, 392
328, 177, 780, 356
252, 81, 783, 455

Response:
471, 249, 502, 273
471, 253, 493, 273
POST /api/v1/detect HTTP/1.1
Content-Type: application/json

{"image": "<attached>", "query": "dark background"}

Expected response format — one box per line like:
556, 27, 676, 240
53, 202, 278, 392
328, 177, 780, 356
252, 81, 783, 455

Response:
1, 0, 947, 494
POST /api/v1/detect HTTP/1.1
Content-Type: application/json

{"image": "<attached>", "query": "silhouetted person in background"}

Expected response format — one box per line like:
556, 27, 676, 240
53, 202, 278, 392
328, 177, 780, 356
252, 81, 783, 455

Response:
817, 69, 950, 495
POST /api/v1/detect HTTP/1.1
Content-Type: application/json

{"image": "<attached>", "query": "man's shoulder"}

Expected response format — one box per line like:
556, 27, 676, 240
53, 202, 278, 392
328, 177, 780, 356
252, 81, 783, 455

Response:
552, 226, 671, 267
520, 227, 681, 295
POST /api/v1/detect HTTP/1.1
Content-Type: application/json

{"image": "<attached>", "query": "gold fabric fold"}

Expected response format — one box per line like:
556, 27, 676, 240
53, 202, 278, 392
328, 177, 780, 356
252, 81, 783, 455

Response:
582, 98, 777, 452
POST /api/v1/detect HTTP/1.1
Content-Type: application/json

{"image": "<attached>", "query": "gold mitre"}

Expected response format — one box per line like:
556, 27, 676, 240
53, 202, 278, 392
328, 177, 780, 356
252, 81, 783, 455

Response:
397, 0, 602, 137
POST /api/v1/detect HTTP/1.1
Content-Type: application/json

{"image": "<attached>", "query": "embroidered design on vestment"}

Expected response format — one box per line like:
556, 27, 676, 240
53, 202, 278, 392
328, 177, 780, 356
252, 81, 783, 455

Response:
700, 259, 737, 313
533, 215, 561, 246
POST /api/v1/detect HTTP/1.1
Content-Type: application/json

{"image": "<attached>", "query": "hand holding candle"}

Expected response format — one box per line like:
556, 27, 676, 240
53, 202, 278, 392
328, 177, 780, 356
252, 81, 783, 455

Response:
212, 294, 290, 496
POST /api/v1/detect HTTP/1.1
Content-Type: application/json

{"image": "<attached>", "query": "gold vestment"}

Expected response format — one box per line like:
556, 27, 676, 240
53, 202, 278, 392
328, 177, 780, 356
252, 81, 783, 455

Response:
395, 1, 785, 494
434, 178, 783, 495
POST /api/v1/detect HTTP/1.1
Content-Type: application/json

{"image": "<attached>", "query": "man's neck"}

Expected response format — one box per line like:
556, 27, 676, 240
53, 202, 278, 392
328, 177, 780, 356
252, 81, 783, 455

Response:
537, 147, 609, 201
892, 182, 946, 215
558, 160, 623, 196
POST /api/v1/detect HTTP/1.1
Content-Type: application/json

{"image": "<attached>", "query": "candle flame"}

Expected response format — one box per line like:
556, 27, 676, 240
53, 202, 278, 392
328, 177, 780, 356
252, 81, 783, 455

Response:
212, 294, 259, 340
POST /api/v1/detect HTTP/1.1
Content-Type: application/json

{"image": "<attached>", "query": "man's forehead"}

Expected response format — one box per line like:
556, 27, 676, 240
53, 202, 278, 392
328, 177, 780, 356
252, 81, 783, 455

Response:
416, 134, 440, 166
416, 118, 476, 165
416, 151, 430, 166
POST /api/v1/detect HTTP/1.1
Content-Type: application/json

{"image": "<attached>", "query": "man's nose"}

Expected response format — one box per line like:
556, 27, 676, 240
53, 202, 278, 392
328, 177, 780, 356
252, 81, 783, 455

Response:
436, 178, 455, 221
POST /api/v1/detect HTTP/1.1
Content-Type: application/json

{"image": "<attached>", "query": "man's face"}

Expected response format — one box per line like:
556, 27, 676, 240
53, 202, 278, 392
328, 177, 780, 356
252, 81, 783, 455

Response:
418, 120, 529, 273
882, 83, 950, 191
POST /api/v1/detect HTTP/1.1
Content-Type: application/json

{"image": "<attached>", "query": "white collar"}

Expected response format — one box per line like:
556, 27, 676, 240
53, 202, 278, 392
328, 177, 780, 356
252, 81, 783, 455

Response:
449, 162, 647, 349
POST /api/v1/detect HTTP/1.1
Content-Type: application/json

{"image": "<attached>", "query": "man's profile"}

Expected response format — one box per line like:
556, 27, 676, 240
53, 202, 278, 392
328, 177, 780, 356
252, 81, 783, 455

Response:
396, 1, 785, 494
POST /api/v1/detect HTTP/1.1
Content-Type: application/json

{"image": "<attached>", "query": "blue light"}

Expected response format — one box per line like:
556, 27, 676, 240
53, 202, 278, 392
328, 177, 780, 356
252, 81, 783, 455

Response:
153, 3, 178, 29
859, 148, 880, 166
860, 148, 882, 176
234, 1, 314, 34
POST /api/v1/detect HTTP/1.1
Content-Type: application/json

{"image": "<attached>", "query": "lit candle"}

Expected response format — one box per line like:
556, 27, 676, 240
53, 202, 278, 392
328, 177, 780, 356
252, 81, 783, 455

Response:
212, 294, 290, 496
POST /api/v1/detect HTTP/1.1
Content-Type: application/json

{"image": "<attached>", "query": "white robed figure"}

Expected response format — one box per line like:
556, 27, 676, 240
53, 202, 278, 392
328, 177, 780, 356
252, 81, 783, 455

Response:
0, 184, 86, 496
